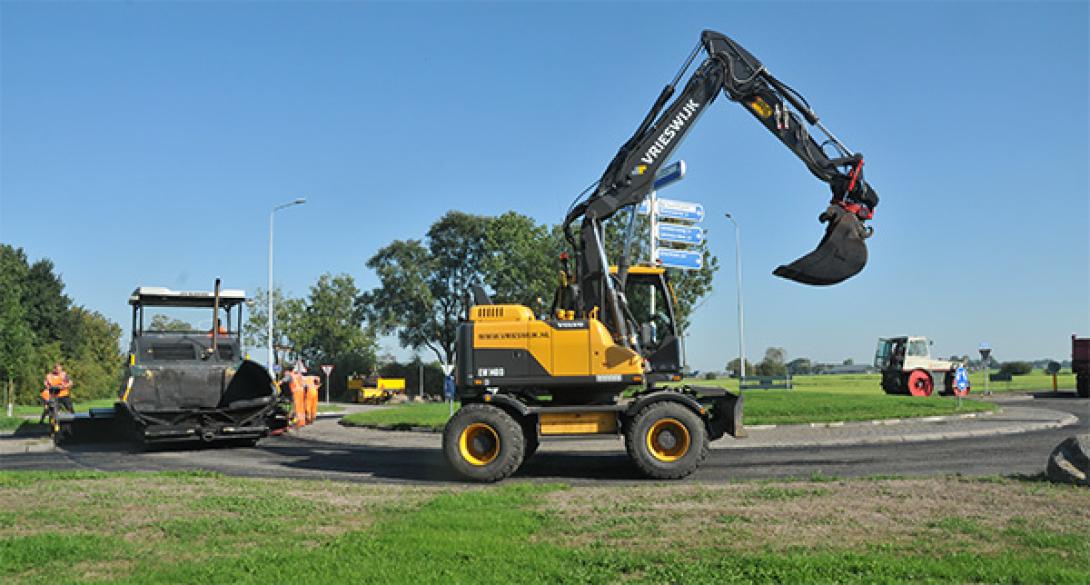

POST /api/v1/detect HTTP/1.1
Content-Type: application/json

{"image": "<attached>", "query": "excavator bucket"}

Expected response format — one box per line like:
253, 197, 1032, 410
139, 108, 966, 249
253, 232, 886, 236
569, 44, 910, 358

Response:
774, 206, 869, 286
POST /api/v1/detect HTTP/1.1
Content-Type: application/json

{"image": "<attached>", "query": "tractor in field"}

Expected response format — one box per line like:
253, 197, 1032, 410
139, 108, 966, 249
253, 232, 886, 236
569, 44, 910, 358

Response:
874, 336, 965, 396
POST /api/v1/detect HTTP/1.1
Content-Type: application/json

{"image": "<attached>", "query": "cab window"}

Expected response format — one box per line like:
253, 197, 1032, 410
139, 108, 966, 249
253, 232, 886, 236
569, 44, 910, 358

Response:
907, 340, 928, 357
624, 278, 674, 344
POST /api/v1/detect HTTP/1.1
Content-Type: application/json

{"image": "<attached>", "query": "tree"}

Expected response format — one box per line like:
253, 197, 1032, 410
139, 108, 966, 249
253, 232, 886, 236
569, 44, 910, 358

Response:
998, 361, 1033, 376
244, 286, 307, 361
725, 357, 754, 378
0, 244, 123, 404
22, 258, 71, 345
755, 347, 787, 376
787, 357, 812, 375
0, 246, 35, 402
363, 211, 489, 365
842, 358, 855, 366
292, 273, 376, 398
481, 211, 564, 308
149, 314, 195, 332
295, 274, 374, 364
63, 307, 124, 401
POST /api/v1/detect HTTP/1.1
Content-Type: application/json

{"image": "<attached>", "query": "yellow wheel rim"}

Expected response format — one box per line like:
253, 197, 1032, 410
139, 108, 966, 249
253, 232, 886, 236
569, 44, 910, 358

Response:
646, 418, 691, 462
459, 422, 500, 466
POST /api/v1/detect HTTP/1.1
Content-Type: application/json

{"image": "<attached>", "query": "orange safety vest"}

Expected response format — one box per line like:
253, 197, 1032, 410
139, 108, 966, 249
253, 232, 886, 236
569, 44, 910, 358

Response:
45, 373, 70, 398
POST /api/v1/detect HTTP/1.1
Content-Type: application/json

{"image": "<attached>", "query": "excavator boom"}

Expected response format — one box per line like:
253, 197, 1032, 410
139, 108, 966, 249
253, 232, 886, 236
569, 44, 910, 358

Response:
566, 30, 880, 324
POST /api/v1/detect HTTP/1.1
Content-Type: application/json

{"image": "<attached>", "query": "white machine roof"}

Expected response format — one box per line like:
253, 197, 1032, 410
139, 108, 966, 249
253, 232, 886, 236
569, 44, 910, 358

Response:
129, 286, 248, 308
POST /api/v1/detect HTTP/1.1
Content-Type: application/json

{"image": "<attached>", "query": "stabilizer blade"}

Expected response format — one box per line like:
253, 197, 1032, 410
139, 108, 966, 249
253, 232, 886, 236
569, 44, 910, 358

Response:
773, 206, 869, 286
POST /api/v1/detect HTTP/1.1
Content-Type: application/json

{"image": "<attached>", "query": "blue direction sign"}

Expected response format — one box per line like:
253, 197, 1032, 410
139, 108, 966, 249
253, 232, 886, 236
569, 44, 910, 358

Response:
656, 223, 704, 245
656, 248, 703, 270
653, 160, 686, 191
954, 366, 970, 395
655, 198, 705, 222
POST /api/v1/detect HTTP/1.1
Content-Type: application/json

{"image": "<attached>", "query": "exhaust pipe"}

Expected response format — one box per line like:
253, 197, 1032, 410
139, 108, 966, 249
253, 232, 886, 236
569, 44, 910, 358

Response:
774, 206, 871, 286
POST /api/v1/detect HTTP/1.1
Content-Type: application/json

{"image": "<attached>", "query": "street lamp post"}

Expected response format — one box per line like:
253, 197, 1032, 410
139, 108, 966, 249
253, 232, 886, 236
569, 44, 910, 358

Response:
268, 198, 306, 371
725, 213, 746, 389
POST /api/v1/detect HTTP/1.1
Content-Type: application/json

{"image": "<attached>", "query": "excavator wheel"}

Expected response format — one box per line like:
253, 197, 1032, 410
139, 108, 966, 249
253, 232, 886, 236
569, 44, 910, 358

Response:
907, 370, 933, 397
443, 403, 525, 482
625, 401, 708, 480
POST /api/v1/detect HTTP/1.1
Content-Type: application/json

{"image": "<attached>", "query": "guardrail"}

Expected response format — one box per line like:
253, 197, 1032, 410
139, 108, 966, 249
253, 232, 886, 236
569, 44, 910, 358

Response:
739, 376, 793, 390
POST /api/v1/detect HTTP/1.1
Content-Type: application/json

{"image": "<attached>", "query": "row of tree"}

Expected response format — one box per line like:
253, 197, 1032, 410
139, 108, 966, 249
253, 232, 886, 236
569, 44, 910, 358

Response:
0, 245, 124, 404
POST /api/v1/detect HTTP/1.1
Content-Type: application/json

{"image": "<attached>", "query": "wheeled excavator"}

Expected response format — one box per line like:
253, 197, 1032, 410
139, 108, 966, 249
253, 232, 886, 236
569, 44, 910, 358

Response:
444, 30, 881, 482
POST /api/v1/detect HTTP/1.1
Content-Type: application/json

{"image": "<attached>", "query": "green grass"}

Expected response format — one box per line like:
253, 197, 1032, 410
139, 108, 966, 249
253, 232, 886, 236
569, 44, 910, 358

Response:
2, 472, 1088, 583
0, 417, 46, 433
342, 374, 998, 430
10, 398, 117, 417
342, 401, 456, 430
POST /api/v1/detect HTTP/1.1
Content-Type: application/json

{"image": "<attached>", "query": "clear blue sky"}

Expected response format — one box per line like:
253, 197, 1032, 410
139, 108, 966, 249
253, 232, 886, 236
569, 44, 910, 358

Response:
2, 1, 1087, 370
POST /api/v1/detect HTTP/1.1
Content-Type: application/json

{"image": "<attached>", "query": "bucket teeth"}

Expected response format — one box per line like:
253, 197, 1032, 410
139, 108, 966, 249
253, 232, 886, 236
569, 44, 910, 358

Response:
774, 206, 869, 286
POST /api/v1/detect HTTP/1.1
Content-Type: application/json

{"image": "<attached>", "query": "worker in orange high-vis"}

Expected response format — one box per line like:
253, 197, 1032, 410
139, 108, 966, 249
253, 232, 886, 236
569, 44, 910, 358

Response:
40, 363, 74, 422
284, 363, 307, 428
304, 374, 320, 425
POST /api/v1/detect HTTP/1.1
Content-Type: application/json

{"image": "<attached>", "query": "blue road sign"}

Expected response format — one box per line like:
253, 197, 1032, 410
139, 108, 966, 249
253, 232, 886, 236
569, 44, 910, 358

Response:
655, 198, 705, 222
955, 367, 969, 391
656, 248, 703, 270
656, 223, 704, 245
653, 160, 686, 191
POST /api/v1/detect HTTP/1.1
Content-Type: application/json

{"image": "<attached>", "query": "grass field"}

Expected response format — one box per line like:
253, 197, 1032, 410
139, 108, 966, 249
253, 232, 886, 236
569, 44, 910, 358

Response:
2, 471, 1087, 583
342, 373, 999, 431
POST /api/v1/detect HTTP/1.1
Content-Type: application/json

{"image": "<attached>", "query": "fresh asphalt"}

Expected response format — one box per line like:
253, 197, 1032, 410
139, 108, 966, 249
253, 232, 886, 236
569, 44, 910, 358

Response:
2, 394, 1086, 485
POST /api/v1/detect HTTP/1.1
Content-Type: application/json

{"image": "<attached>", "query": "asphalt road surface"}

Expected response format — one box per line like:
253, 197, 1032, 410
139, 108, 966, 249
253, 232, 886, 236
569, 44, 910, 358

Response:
3, 395, 1086, 485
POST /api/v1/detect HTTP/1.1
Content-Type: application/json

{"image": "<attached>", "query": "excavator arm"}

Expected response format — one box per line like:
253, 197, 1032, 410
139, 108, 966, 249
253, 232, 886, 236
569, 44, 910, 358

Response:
563, 30, 880, 338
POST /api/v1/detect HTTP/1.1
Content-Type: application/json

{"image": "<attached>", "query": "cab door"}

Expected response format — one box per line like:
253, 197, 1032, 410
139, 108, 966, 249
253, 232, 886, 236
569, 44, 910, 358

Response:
624, 272, 682, 374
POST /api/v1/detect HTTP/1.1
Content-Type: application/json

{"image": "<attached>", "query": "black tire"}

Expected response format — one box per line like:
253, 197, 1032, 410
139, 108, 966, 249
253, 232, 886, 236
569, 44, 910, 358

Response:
625, 401, 709, 480
1077, 375, 1089, 399
443, 404, 525, 482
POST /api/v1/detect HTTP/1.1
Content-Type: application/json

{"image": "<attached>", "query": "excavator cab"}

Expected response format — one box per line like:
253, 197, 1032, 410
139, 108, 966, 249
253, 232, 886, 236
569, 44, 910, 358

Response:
617, 266, 682, 378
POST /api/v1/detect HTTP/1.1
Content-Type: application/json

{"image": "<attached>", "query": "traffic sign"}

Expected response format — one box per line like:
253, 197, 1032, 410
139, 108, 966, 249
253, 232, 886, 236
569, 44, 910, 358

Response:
637, 198, 705, 222
978, 343, 991, 362
653, 160, 686, 191
656, 248, 703, 270
321, 364, 334, 377
954, 366, 970, 397
656, 223, 704, 245
655, 198, 705, 222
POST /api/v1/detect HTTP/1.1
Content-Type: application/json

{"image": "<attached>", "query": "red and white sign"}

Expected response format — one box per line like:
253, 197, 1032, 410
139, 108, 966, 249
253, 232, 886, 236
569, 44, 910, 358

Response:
321, 364, 334, 377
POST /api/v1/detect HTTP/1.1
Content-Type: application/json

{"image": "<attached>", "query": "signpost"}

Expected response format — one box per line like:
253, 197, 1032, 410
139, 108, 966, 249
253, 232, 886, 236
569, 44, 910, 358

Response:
655, 223, 704, 245
321, 364, 333, 404
653, 160, 686, 190
653, 198, 706, 222
978, 343, 992, 396
1046, 360, 1061, 392
656, 248, 703, 270
441, 364, 456, 416
954, 365, 970, 407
